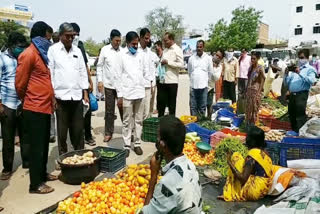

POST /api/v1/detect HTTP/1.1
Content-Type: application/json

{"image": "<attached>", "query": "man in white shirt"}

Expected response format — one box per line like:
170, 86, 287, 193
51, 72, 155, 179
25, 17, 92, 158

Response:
119, 31, 146, 157
238, 49, 251, 95
48, 23, 89, 156
158, 32, 184, 117
97, 29, 123, 143
207, 50, 224, 118
138, 28, 154, 120
188, 40, 214, 116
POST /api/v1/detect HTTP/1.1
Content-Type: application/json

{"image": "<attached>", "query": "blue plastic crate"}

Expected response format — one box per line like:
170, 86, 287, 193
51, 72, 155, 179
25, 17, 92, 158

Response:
212, 102, 231, 111
265, 141, 280, 165
217, 108, 244, 127
186, 123, 215, 144
279, 137, 320, 167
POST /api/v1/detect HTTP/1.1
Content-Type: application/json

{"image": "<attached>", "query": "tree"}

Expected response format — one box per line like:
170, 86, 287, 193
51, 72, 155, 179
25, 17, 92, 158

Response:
144, 7, 185, 45
83, 38, 104, 56
0, 20, 28, 50
206, 6, 262, 52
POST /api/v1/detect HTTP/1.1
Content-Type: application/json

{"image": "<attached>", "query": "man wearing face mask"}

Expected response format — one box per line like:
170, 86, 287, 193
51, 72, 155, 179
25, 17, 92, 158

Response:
222, 48, 239, 103
71, 23, 95, 146
119, 31, 147, 157
285, 49, 317, 133
48, 23, 89, 157
0, 32, 27, 181
139, 116, 202, 214
16, 21, 57, 194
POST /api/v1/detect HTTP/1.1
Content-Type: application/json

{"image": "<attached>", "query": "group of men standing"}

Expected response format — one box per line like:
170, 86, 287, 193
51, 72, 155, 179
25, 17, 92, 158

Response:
97, 29, 184, 157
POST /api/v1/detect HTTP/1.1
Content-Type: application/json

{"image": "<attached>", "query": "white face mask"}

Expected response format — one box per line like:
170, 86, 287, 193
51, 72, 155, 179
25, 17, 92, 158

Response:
72, 35, 79, 46
226, 52, 234, 61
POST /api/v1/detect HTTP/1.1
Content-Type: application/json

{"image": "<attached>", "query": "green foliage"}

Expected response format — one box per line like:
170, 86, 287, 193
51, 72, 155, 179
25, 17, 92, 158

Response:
144, 7, 185, 45
0, 21, 28, 49
83, 37, 104, 56
206, 6, 262, 52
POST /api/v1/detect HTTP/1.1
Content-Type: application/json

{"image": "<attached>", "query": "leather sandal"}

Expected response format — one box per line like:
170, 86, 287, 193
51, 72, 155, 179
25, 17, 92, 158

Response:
29, 183, 54, 194
46, 173, 58, 181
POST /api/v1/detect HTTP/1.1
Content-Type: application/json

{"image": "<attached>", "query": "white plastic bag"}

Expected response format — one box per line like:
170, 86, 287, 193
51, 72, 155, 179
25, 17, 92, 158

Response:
288, 159, 320, 169
299, 117, 320, 138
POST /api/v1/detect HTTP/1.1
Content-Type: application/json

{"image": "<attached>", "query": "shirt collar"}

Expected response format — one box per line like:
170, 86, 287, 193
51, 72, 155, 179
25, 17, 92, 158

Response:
58, 41, 75, 53
110, 44, 120, 52
3, 49, 15, 59
162, 155, 187, 174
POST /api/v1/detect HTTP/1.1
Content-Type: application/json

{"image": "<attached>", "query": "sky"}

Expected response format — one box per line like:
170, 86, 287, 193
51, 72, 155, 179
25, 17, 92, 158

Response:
0, 0, 291, 43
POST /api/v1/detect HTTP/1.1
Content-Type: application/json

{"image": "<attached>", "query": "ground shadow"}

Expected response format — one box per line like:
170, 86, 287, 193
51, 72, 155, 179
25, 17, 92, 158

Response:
93, 125, 122, 136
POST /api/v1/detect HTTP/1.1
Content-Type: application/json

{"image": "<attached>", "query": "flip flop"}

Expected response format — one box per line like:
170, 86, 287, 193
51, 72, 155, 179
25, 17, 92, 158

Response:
29, 183, 54, 194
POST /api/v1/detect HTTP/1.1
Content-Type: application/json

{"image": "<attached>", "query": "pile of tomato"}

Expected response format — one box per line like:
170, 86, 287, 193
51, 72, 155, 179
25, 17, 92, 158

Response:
183, 142, 215, 166
57, 164, 153, 214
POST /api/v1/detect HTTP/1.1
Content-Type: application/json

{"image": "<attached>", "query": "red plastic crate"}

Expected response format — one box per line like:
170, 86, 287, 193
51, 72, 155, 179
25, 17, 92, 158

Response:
221, 128, 247, 137
260, 116, 291, 131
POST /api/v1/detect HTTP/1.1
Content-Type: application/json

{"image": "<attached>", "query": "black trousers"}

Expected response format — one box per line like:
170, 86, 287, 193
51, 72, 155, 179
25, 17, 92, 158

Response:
84, 108, 92, 140
104, 88, 123, 136
288, 91, 309, 133
237, 78, 248, 95
157, 83, 178, 117
56, 100, 84, 155
280, 79, 289, 106
1, 105, 23, 172
223, 80, 236, 103
23, 110, 50, 190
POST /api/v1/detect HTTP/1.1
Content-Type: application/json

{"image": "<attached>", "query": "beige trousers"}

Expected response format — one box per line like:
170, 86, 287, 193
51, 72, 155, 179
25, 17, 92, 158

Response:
143, 88, 152, 120
122, 98, 144, 148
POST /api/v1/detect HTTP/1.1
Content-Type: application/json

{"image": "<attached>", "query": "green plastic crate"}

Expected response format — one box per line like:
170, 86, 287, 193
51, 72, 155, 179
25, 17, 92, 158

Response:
142, 117, 159, 142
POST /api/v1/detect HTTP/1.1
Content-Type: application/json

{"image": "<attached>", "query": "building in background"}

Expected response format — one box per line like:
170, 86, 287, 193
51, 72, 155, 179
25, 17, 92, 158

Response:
257, 22, 269, 45
0, 4, 33, 27
289, 0, 320, 47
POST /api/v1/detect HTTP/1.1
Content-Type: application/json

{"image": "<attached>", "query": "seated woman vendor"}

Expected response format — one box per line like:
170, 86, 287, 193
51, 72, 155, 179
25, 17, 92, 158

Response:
222, 126, 274, 201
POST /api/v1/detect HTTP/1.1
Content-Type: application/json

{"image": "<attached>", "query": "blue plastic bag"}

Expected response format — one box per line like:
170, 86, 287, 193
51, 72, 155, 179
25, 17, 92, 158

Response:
89, 93, 98, 112
217, 108, 244, 127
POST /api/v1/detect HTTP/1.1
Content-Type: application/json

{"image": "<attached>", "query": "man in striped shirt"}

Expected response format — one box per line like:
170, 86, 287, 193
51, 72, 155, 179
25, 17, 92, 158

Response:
0, 32, 27, 180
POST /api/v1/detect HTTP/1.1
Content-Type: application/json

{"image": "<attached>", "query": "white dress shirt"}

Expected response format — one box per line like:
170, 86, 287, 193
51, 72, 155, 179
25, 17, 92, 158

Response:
138, 46, 154, 88
188, 53, 214, 89
208, 64, 222, 90
118, 48, 146, 100
48, 42, 89, 101
96, 44, 122, 90
162, 43, 184, 84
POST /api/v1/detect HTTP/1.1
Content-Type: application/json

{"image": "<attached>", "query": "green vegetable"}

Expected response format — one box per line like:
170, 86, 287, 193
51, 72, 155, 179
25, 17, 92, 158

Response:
198, 120, 224, 131
99, 149, 118, 158
261, 98, 288, 118
211, 137, 248, 177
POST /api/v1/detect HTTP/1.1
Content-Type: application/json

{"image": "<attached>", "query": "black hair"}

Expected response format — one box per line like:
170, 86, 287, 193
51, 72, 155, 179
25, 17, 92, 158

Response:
71, 23, 80, 33
159, 116, 186, 156
140, 28, 150, 38
126, 31, 139, 43
7, 32, 27, 48
298, 49, 310, 59
312, 53, 317, 57
216, 48, 225, 57
242, 48, 248, 52
52, 32, 60, 43
245, 126, 266, 149
155, 41, 163, 48
30, 21, 51, 39
197, 40, 205, 46
165, 32, 175, 41
255, 51, 262, 58
47, 26, 53, 34
110, 29, 121, 40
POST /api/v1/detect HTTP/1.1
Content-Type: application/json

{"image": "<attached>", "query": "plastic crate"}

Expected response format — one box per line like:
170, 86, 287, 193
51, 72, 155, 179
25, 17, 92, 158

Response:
217, 108, 244, 127
93, 147, 126, 173
180, 115, 197, 125
212, 102, 231, 111
260, 116, 291, 131
279, 137, 320, 167
142, 117, 159, 142
265, 141, 280, 165
186, 123, 215, 144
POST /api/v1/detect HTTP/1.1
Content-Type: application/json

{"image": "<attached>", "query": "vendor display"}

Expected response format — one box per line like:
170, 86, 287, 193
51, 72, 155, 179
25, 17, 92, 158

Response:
265, 130, 285, 142
61, 151, 96, 165
57, 164, 152, 214
260, 97, 288, 119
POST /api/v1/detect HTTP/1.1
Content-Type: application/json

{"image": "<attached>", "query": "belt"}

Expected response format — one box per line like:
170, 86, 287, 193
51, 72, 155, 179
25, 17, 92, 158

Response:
291, 90, 308, 96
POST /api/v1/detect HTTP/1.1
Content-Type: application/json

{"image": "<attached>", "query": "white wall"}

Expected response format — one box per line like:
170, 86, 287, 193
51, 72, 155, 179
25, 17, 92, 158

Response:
289, 0, 320, 47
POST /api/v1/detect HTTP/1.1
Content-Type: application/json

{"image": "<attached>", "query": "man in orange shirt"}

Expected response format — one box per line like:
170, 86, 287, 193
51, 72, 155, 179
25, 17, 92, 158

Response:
15, 21, 57, 194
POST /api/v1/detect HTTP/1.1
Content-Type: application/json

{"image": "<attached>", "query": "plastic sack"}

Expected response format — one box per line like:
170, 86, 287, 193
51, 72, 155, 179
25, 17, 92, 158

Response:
89, 93, 98, 112
299, 117, 320, 138
254, 205, 295, 214
305, 197, 320, 213
217, 108, 244, 127
288, 159, 320, 169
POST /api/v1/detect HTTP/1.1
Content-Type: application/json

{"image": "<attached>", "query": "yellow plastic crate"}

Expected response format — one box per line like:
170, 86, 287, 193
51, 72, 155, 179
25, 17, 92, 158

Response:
180, 115, 197, 125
